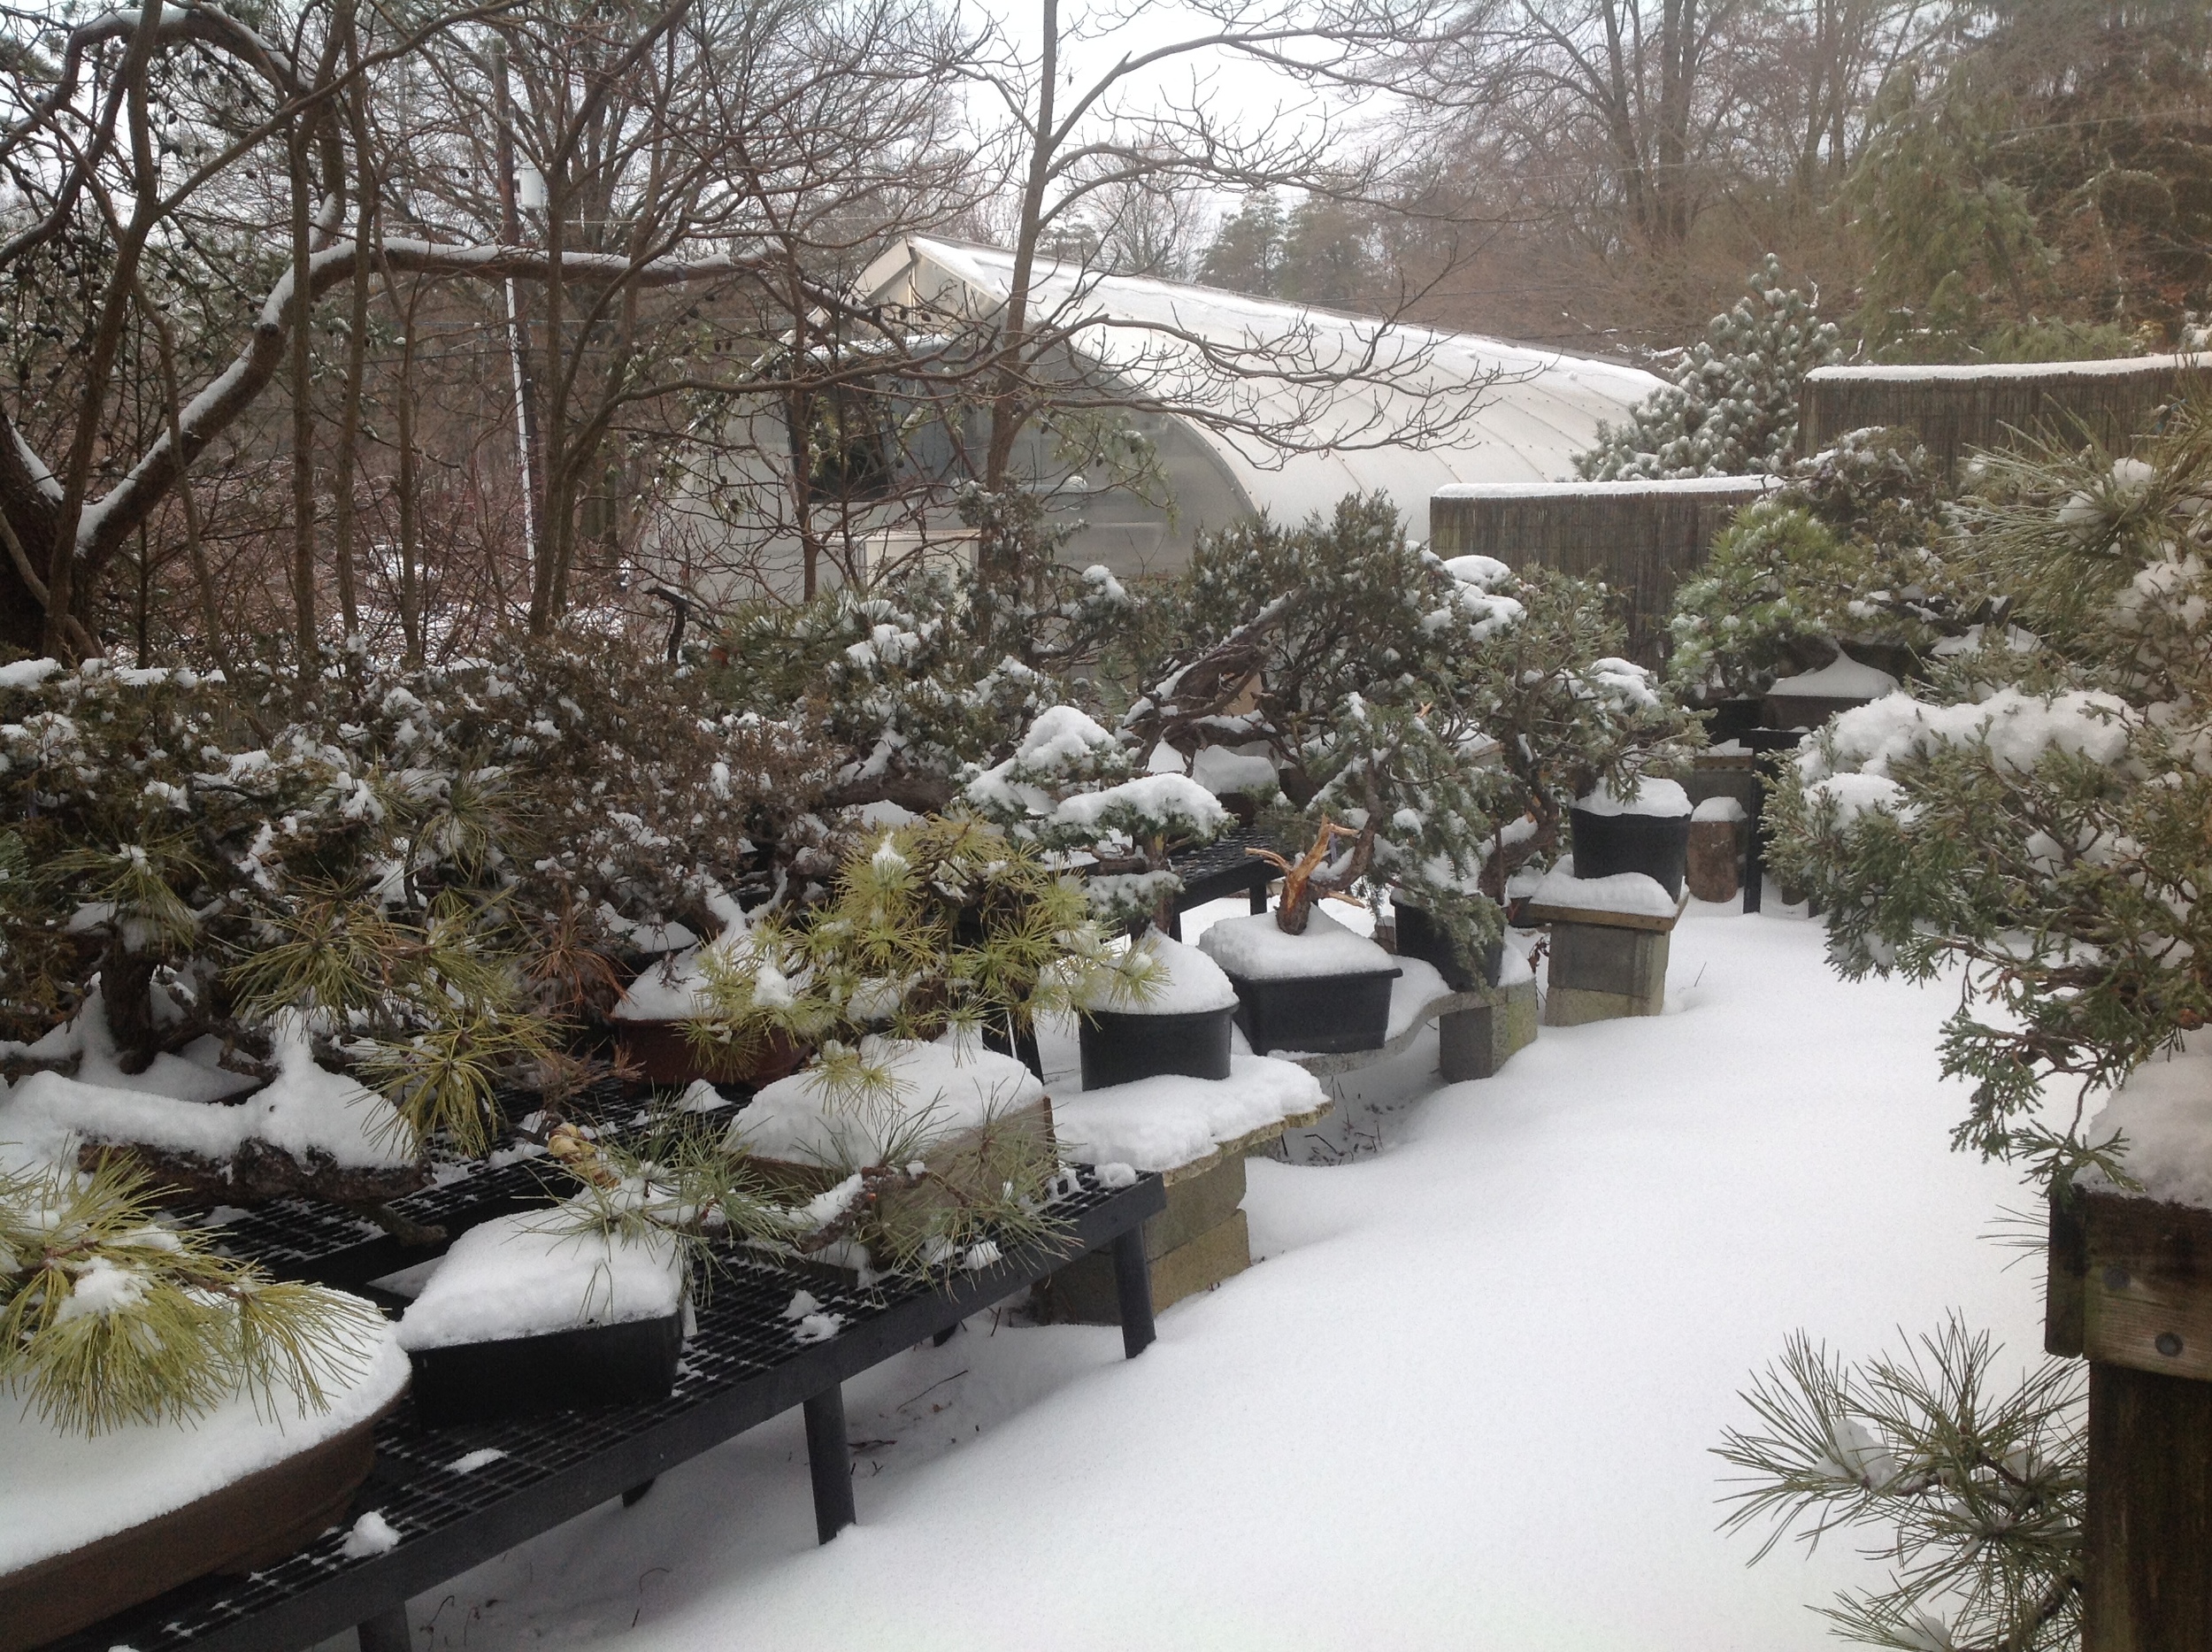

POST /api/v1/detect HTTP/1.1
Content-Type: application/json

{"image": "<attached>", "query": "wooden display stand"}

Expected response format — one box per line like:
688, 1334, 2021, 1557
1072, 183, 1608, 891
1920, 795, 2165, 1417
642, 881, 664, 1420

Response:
1524, 892, 1686, 1026
2048, 1187, 2212, 1649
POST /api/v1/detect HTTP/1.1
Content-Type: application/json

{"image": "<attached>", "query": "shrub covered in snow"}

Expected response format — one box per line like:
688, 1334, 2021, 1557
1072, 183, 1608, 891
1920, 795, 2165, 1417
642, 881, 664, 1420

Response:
1665, 428, 1996, 705
0, 638, 818, 1170
1770, 398, 2212, 1181
961, 704, 1229, 931
688, 816, 1132, 1087
1576, 257, 1842, 481
712, 488, 1148, 823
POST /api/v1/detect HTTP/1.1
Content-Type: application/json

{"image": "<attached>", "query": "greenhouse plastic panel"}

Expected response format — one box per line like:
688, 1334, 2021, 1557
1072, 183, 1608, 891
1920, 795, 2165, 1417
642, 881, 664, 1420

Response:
47, 1170, 1164, 1652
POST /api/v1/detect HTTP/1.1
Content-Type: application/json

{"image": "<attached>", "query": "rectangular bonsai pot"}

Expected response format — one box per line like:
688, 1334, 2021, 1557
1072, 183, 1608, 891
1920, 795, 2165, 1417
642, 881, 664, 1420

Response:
1079, 1005, 1235, 1088
407, 1312, 684, 1428
1225, 967, 1399, 1056
1391, 903, 1502, 991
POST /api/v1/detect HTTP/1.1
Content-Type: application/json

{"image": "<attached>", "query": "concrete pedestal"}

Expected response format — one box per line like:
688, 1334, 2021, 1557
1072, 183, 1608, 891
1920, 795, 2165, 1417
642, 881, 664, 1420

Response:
1038, 1153, 1250, 1322
1438, 975, 1539, 1080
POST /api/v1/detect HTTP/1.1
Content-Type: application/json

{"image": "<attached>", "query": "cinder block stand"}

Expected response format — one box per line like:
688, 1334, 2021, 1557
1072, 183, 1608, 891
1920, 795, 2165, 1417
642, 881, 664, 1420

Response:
1038, 1151, 1256, 1321
1525, 895, 1685, 1026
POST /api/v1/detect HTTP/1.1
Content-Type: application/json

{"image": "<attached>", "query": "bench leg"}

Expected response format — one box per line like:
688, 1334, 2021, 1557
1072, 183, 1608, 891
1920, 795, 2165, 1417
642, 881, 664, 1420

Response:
357, 1604, 410, 1652
803, 1384, 856, 1544
1110, 1226, 1156, 1358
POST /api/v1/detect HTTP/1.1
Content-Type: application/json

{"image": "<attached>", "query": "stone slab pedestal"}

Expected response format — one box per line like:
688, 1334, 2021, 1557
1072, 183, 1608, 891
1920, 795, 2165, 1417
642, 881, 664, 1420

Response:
1038, 1154, 1249, 1322
1438, 975, 1539, 1080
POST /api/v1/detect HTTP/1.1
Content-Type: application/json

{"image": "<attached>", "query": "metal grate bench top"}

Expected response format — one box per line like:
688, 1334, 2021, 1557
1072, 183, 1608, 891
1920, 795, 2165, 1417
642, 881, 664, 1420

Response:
49, 1170, 1165, 1652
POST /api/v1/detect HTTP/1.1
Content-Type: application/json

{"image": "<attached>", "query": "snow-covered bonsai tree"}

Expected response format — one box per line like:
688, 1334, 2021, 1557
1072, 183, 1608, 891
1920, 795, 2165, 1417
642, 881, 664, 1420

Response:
1, 1156, 386, 1433
713, 487, 1147, 823
687, 815, 1128, 1094
1769, 404, 2212, 1183
0, 637, 808, 1192
1578, 257, 1842, 480
1667, 427, 1997, 706
963, 703, 1230, 933
1133, 496, 1695, 954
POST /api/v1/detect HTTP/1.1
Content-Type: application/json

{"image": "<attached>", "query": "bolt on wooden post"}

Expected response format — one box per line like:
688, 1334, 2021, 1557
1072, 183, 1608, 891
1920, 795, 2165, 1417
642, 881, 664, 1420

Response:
2049, 1188, 2212, 1649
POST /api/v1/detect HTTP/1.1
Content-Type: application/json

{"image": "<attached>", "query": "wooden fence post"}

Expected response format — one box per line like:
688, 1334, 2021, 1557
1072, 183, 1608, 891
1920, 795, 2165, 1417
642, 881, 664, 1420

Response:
2050, 1188, 2212, 1648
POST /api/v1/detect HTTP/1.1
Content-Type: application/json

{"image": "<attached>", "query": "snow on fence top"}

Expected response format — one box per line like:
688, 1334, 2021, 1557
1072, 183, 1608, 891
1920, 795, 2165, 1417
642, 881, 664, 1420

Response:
1807, 352, 2208, 384
1801, 352, 2212, 479
1432, 476, 1774, 499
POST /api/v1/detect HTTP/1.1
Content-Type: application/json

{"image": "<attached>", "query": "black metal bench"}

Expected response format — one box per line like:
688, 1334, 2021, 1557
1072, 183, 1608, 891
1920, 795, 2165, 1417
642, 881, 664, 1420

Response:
47, 1168, 1165, 1652
1161, 826, 1274, 938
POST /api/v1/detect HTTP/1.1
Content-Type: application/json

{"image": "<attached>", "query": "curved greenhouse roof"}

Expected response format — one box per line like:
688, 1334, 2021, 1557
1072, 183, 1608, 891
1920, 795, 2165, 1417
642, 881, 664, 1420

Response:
857, 237, 1665, 545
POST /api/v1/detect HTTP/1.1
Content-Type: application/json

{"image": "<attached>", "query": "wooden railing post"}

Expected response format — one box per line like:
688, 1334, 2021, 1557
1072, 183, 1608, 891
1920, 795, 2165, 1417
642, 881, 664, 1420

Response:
2051, 1188, 2212, 1649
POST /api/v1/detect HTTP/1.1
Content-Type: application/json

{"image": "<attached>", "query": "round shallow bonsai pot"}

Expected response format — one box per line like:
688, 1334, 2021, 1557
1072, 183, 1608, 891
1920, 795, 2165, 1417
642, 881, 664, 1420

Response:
1569, 808, 1693, 901
1078, 1004, 1235, 1089
0, 1391, 401, 1652
408, 1311, 685, 1429
1225, 967, 1399, 1056
1390, 902, 1502, 991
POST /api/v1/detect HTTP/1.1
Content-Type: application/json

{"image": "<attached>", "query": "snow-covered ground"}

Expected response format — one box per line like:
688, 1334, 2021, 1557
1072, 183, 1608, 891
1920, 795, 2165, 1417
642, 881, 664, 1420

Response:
376, 903, 2046, 1652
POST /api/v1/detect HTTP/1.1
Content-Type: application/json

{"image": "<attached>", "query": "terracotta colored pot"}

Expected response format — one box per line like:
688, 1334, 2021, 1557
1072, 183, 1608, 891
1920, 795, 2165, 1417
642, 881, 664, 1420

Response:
613, 1018, 807, 1087
0, 1391, 401, 1652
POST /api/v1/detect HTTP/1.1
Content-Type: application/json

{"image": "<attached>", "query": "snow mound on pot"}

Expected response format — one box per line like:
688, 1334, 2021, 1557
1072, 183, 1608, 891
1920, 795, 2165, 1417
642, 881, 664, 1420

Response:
0, 1015, 413, 1172
1574, 777, 1691, 818
734, 1037, 1045, 1166
396, 1210, 686, 1350
1197, 908, 1395, 980
1075, 933, 1238, 1017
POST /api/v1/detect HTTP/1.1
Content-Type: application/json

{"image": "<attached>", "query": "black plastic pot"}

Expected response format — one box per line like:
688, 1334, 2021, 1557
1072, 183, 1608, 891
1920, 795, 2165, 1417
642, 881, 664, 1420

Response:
1224, 966, 1399, 1056
1569, 806, 1693, 900
1078, 1004, 1234, 1089
1391, 903, 1502, 991
1703, 698, 1765, 741
408, 1312, 684, 1427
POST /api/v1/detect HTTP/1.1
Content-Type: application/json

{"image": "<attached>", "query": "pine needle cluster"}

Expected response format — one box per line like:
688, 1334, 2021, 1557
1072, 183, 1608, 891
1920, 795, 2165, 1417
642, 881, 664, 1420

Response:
1718, 1318, 2085, 1650
688, 817, 1114, 1104
1, 1158, 386, 1434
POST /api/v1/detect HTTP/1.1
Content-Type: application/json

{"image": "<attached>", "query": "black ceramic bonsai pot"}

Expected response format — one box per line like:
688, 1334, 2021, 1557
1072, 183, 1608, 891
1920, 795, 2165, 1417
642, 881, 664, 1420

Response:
1078, 1004, 1235, 1089
1568, 808, 1693, 900
1702, 698, 1764, 741
1224, 967, 1399, 1056
408, 1312, 684, 1428
1391, 902, 1502, 991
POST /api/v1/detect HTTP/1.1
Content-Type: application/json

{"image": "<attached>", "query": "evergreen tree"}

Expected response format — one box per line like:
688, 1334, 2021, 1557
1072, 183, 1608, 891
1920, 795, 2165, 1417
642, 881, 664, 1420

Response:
1198, 190, 1287, 296
1577, 258, 1842, 480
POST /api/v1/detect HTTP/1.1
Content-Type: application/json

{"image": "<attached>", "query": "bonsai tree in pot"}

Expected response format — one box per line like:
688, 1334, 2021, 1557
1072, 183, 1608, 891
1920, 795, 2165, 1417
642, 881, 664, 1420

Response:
0, 1156, 406, 1647
963, 703, 1243, 1087
962, 703, 1233, 934
1138, 497, 1696, 1018
683, 817, 1109, 1278
1666, 427, 1996, 722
